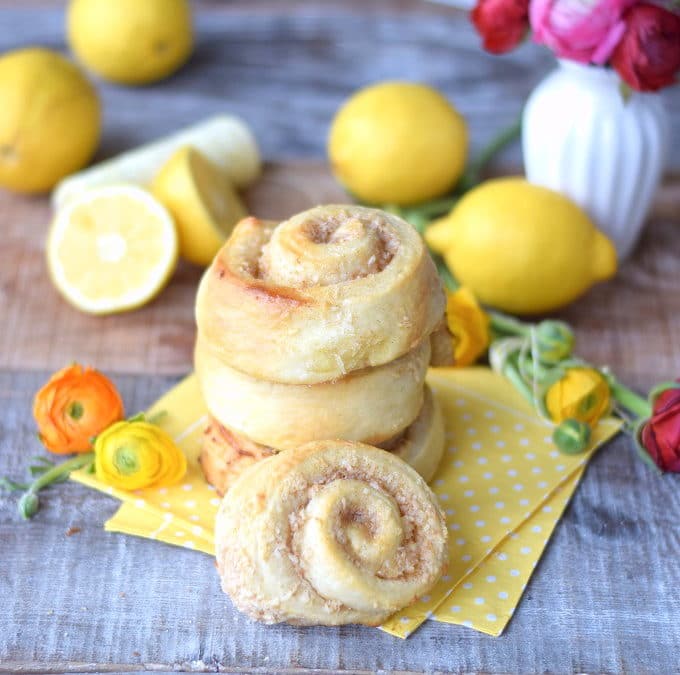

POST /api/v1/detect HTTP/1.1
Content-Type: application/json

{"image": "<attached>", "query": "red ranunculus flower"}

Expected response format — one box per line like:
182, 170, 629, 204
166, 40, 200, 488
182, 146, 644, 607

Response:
640, 383, 680, 472
471, 0, 530, 54
611, 4, 680, 92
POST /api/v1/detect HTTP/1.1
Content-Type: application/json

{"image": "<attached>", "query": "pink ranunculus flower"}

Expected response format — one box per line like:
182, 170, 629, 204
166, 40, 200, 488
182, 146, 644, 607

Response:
530, 0, 634, 64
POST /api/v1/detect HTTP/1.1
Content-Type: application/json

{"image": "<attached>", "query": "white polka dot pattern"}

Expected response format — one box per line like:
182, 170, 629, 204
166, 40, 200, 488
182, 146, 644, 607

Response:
380, 369, 621, 639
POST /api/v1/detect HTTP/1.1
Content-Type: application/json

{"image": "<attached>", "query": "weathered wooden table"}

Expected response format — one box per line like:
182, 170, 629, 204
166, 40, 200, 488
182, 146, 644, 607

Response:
1, 2, 679, 673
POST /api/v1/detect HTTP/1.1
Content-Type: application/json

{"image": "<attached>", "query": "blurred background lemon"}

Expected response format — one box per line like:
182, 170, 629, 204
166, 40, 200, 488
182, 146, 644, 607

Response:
67, 0, 193, 85
0, 47, 100, 193
328, 81, 468, 206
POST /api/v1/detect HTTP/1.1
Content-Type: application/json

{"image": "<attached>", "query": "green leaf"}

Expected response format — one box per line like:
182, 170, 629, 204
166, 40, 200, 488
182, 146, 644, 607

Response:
30, 456, 56, 466
0, 477, 30, 492
145, 410, 167, 426
647, 382, 680, 408
633, 420, 663, 474
401, 210, 430, 235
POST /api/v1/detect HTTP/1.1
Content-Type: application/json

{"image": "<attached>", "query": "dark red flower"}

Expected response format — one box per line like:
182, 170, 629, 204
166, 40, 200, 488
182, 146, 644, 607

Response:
640, 383, 680, 472
471, 0, 530, 54
611, 4, 680, 92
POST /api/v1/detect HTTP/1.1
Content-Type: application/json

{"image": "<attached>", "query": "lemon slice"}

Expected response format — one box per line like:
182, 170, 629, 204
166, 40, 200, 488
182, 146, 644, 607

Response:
47, 184, 178, 314
151, 146, 247, 266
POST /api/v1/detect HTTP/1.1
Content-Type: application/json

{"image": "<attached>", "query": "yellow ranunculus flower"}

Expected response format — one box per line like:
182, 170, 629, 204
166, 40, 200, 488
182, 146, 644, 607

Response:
446, 287, 490, 367
546, 367, 611, 426
94, 420, 186, 491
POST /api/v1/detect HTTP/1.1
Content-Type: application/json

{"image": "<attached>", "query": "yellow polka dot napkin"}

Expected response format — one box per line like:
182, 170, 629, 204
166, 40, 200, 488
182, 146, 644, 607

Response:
71, 367, 620, 638
73, 374, 216, 555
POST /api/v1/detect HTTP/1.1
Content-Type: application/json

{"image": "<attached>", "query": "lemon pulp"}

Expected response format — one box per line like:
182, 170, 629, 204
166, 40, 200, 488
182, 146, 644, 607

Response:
48, 185, 178, 314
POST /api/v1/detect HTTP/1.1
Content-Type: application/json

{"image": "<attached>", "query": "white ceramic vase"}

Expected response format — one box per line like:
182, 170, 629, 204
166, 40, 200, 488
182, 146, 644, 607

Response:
522, 60, 669, 261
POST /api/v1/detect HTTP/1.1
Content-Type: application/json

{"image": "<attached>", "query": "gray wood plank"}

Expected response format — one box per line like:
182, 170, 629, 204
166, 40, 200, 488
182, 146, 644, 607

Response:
2, 370, 679, 673
2, 2, 680, 672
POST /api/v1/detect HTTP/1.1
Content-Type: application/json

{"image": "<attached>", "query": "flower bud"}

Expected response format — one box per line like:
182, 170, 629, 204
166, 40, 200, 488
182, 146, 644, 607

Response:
546, 366, 610, 426
638, 380, 680, 473
18, 491, 39, 519
553, 419, 591, 455
534, 320, 574, 365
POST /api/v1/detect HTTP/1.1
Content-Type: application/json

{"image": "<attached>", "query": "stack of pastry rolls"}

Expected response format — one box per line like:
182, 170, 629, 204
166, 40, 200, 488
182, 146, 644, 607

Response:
195, 204, 450, 494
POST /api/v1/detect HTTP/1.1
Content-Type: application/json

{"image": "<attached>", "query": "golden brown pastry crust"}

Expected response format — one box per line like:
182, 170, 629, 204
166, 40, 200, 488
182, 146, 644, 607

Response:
387, 386, 445, 483
194, 336, 430, 450
195, 205, 445, 385
215, 441, 448, 626
199, 418, 276, 496
199, 385, 445, 492
429, 319, 456, 367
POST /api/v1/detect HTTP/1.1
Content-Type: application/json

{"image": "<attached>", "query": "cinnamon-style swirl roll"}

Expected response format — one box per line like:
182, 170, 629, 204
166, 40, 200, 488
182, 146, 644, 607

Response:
215, 441, 448, 626
195, 205, 445, 385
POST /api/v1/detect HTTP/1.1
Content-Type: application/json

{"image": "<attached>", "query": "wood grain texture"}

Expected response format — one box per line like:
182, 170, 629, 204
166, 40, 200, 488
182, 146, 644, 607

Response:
2, 371, 680, 674
2, 162, 679, 390
0, 163, 347, 377
1, 2, 680, 672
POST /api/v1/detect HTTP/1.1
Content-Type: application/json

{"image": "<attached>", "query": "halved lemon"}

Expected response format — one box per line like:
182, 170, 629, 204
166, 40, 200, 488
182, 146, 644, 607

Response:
47, 184, 178, 314
151, 146, 247, 266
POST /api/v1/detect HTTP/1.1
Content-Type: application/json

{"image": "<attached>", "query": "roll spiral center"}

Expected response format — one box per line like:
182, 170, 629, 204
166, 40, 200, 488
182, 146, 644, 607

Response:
299, 479, 409, 611
259, 209, 396, 288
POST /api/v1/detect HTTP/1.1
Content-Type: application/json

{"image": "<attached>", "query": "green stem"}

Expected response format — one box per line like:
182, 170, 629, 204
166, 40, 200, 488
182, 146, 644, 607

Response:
503, 359, 535, 407
18, 453, 94, 519
30, 452, 94, 492
433, 253, 458, 291
488, 310, 530, 338
457, 114, 523, 192
404, 196, 460, 219
608, 379, 652, 419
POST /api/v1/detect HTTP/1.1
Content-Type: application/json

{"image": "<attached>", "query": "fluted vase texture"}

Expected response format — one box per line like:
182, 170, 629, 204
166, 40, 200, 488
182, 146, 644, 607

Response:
522, 60, 669, 260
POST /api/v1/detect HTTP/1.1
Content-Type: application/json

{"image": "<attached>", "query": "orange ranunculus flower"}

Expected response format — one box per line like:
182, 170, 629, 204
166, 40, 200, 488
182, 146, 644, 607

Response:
33, 364, 124, 454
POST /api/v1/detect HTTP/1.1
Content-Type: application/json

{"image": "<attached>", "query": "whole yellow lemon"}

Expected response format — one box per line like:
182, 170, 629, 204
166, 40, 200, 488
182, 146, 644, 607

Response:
328, 81, 468, 206
425, 178, 617, 314
0, 48, 100, 194
67, 0, 193, 85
